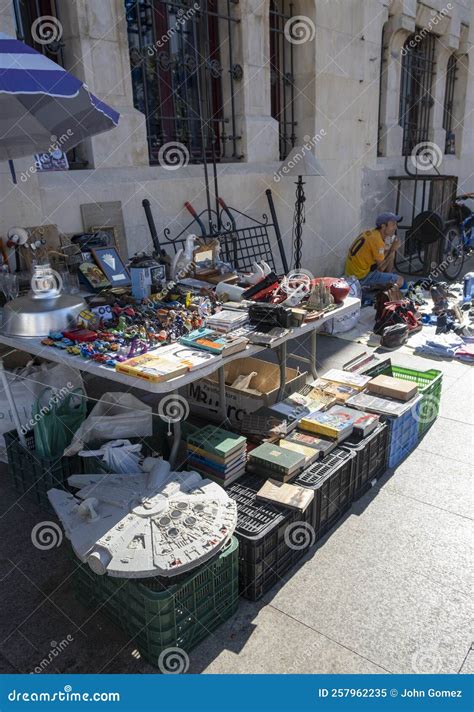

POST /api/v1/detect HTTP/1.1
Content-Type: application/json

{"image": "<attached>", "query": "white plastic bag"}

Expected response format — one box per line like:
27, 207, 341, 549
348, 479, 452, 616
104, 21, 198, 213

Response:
322, 277, 361, 334
0, 360, 83, 461
65, 392, 152, 456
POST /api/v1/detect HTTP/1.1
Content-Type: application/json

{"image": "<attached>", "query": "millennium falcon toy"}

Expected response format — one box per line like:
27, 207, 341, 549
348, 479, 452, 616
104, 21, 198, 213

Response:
48, 459, 237, 579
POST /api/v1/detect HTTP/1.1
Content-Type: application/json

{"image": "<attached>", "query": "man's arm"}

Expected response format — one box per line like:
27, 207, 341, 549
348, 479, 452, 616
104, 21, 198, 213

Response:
375, 238, 400, 272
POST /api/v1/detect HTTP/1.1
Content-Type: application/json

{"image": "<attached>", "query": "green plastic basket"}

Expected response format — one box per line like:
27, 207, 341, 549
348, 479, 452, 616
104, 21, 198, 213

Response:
374, 364, 442, 437
72, 537, 239, 666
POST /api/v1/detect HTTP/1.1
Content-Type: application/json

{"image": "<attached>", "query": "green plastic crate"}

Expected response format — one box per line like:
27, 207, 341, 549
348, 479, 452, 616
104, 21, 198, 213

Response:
365, 363, 442, 437
72, 537, 239, 666
3, 429, 165, 511
3, 429, 82, 511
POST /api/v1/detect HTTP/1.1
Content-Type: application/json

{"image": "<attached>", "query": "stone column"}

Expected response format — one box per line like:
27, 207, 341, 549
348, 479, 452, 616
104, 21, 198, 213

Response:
239, 0, 279, 162
0, 2, 16, 35
59, 0, 149, 168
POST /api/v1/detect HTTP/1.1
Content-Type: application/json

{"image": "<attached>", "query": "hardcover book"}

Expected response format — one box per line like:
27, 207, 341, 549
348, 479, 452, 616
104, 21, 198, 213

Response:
248, 442, 306, 476
317, 369, 371, 390
256, 479, 314, 512
187, 425, 246, 459
278, 439, 320, 466
116, 353, 188, 382
284, 430, 336, 458
328, 405, 380, 437
299, 410, 354, 441
309, 378, 360, 403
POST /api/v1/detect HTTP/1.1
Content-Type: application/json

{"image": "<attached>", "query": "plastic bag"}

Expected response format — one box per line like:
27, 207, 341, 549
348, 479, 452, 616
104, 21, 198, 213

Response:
79, 439, 143, 474
64, 392, 152, 456
33, 387, 87, 458
0, 361, 84, 462
322, 277, 361, 334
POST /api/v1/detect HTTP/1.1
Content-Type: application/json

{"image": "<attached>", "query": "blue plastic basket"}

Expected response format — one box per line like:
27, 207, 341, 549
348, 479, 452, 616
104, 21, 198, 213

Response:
384, 396, 421, 468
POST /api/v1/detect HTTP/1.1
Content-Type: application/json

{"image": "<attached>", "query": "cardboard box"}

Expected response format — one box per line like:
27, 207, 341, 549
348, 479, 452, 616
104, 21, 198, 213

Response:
367, 375, 418, 402
185, 357, 307, 426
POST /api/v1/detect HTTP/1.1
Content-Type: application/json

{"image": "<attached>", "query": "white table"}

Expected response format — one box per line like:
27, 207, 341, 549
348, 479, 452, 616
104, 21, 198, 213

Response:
0, 297, 359, 464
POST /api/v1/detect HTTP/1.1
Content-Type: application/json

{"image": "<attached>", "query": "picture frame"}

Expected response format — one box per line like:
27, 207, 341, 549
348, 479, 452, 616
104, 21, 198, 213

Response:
91, 246, 131, 287
89, 225, 118, 248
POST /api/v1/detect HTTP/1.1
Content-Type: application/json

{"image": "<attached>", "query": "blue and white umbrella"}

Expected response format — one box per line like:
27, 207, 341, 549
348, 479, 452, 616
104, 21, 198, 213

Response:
0, 31, 120, 161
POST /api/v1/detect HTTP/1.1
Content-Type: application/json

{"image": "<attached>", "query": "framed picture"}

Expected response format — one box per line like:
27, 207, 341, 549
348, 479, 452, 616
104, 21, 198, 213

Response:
91, 246, 131, 287
89, 225, 118, 248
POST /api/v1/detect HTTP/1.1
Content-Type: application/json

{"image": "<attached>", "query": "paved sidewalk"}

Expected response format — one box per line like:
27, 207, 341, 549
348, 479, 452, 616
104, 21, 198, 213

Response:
0, 335, 472, 675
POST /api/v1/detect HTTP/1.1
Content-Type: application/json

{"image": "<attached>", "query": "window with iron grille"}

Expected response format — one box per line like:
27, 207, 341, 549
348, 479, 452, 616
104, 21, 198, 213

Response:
12, 0, 88, 169
269, 0, 297, 160
125, 0, 242, 165
13, 0, 64, 63
443, 54, 457, 154
399, 31, 436, 156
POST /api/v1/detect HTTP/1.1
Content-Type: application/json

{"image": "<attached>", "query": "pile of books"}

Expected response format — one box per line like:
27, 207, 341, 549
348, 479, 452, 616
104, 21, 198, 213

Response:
187, 425, 247, 486
205, 310, 249, 333
299, 404, 379, 442
180, 327, 248, 356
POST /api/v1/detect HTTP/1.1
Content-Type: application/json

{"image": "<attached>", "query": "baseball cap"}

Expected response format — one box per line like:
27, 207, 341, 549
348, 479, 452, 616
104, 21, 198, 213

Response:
376, 212, 403, 227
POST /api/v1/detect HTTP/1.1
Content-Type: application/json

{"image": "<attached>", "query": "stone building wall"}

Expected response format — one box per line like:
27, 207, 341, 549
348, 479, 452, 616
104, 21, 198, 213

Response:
1, 0, 473, 277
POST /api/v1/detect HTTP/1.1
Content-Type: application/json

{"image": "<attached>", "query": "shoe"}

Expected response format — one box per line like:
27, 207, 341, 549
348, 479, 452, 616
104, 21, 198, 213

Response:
379, 324, 409, 350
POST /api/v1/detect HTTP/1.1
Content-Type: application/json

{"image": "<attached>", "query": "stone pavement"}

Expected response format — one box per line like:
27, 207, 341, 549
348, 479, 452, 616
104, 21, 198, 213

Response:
0, 334, 472, 675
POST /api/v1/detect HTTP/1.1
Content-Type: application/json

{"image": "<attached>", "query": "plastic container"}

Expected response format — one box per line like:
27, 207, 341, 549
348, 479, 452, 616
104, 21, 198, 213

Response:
340, 423, 389, 500
227, 475, 314, 601
72, 537, 239, 666
291, 448, 355, 538
362, 361, 442, 437
3, 429, 82, 511
383, 395, 422, 468
3, 428, 165, 511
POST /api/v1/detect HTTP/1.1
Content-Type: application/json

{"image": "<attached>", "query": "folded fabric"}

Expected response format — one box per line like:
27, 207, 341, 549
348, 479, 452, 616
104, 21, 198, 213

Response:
415, 332, 464, 358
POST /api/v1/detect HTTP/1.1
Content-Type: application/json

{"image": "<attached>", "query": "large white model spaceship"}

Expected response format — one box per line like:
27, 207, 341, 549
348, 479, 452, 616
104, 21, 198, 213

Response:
48, 460, 237, 579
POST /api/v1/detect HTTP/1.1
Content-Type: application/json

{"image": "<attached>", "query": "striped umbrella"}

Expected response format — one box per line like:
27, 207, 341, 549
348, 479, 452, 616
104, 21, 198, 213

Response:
0, 31, 120, 161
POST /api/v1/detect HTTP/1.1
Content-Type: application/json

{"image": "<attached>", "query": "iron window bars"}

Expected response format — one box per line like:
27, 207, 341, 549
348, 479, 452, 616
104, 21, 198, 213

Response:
270, 0, 297, 160
125, 0, 243, 165
443, 54, 458, 154
399, 31, 436, 156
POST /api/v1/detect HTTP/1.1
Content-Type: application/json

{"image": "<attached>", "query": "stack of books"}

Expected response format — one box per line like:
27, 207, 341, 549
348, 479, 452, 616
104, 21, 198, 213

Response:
187, 425, 247, 486
282, 429, 336, 459
180, 327, 248, 356
205, 310, 249, 333
299, 408, 355, 442
247, 442, 306, 482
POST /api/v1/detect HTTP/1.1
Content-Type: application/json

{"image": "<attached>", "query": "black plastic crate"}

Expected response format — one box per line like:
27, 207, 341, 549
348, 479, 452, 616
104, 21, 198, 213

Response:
291, 448, 355, 539
340, 422, 389, 501
227, 475, 314, 601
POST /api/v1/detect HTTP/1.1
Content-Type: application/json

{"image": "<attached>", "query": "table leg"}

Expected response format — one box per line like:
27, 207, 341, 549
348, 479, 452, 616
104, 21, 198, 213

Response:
166, 389, 182, 469
310, 330, 318, 379
277, 341, 288, 401
218, 366, 231, 428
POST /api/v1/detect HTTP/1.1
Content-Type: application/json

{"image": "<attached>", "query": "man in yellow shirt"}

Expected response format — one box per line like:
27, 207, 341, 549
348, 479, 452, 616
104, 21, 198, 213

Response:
345, 212, 403, 288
